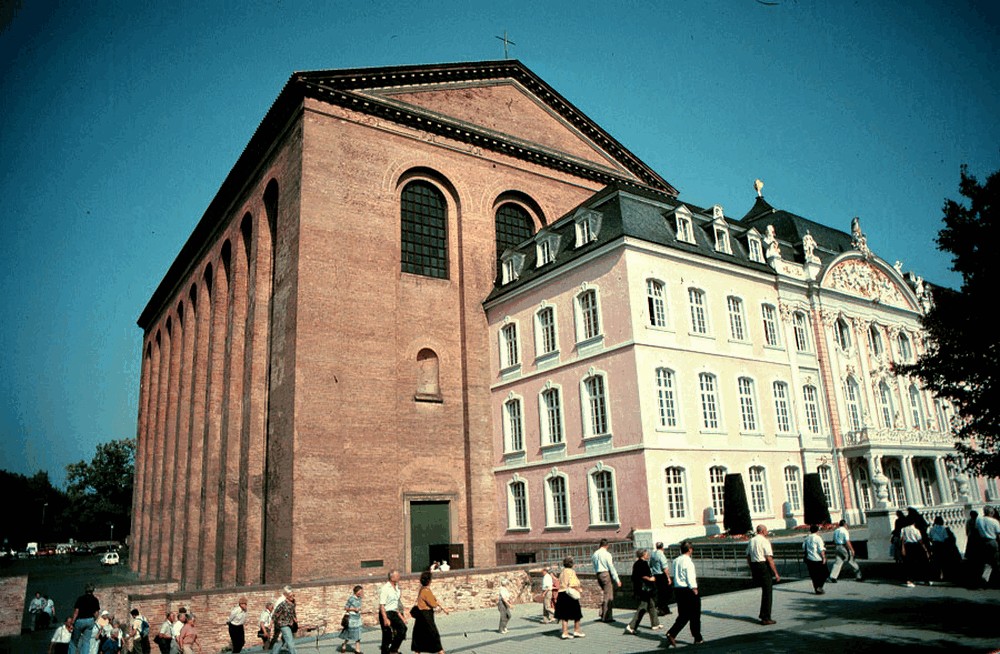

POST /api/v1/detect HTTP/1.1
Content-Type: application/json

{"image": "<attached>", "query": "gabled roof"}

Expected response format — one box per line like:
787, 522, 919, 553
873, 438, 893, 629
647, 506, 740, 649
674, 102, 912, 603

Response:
139, 61, 678, 329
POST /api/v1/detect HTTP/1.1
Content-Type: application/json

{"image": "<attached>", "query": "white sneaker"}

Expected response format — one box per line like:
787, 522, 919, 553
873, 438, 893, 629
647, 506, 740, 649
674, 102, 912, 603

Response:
904, 581, 916, 588
624, 625, 635, 634
651, 625, 663, 631
561, 633, 572, 640
573, 632, 586, 638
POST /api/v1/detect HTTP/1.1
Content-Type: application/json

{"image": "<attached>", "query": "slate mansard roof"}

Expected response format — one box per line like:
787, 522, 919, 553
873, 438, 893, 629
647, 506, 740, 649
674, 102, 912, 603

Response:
485, 185, 887, 304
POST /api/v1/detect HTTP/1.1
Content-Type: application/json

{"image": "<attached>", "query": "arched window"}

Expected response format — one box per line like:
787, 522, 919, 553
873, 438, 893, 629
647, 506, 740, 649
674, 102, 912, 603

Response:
544, 472, 570, 527
738, 377, 759, 432
495, 203, 535, 274
589, 466, 618, 524
761, 304, 781, 347
802, 384, 821, 434
784, 466, 801, 513
884, 459, 907, 508
793, 311, 810, 352
835, 317, 852, 350
897, 331, 914, 362
878, 381, 895, 428
699, 373, 720, 430
709, 466, 727, 518
664, 467, 688, 520
688, 288, 708, 334
854, 464, 872, 511
576, 289, 601, 341
749, 466, 768, 514
868, 324, 884, 357
909, 384, 925, 429
499, 322, 520, 369
503, 396, 524, 453
773, 381, 792, 433
844, 377, 863, 431
647, 279, 667, 327
507, 477, 529, 530
656, 368, 678, 428
415, 348, 441, 401
535, 306, 557, 357
727, 296, 747, 341
401, 180, 448, 279
540, 386, 563, 445
915, 461, 936, 506
818, 465, 837, 508
582, 373, 609, 436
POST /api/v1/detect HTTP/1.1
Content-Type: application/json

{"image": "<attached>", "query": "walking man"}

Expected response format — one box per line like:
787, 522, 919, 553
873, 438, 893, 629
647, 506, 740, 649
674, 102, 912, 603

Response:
591, 538, 621, 623
665, 541, 702, 647
378, 570, 407, 654
540, 567, 555, 623
68, 584, 100, 654
975, 505, 1000, 587
746, 525, 780, 625
226, 597, 248, 653
650, 542, 673, 616
828, 519, 863, 582
803, 524, 827, 594
270, 589, 297, 654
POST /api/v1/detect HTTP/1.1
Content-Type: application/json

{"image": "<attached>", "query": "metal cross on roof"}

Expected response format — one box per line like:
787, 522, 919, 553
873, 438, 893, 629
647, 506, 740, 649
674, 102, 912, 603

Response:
495, 30, 516, 59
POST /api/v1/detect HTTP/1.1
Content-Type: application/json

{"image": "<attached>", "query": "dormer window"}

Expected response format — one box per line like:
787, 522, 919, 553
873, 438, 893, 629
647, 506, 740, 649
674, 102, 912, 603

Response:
747, 231, 764, 263
714, 225, 731, 254
673, 206, 695, 244
500, 251, 525, 284
536, 233, 561, 267
574, 208, 602, 247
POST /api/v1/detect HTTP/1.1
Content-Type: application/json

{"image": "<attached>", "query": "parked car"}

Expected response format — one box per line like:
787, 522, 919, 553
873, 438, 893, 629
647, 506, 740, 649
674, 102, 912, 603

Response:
100, 552, 120, 566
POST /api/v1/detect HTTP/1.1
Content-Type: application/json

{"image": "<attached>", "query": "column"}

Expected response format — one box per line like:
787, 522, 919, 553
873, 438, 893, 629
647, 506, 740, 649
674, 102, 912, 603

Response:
169, 296, 197, 581
130, 343, 153, 574
155, 314, 182, 579
934, 457, 952, 504
901, 455, 918, 508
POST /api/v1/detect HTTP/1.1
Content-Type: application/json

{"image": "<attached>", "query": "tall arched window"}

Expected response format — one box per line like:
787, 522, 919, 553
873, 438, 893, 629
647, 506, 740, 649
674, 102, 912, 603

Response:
664, 467, 688, 520
854, 463, 872, 511
784, 466, 801, 513
803, 384, 821, 434
844, 377, 863, 431
656, 368, 678, 428
709, 466, 727, 518
507, 478, 529, 530
401, 181, 448, 278
415, 348, 441, 401
878, 381, 895, 428
699, 373, 720, 430
647, 279, 667, 327
909, 384, 925, 429
590, 467, 618, 524
495, 203, 535, 274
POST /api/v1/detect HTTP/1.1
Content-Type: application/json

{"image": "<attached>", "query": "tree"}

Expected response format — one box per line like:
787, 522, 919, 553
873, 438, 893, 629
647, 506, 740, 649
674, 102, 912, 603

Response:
803, 473, 831, 526
0, 470, 70, 548
901, 166, 1000, 477
723, 473, 752, 536
64, 438, 136, 541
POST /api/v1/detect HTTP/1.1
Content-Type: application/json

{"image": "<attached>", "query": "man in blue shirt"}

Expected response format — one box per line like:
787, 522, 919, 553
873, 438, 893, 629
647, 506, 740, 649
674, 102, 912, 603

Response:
650, 542, 673, 616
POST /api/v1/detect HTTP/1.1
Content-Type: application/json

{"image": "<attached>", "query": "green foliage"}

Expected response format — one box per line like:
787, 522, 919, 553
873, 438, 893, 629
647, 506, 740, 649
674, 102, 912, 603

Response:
0, 470, 69, 548
723, 473, 752, 536
803, 473, 831, 526
64, 438, 136, 541
900, 166, 1000, 477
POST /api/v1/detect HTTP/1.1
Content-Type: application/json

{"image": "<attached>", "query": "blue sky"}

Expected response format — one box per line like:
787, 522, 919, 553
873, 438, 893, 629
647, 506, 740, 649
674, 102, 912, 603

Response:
1, 1, 998, 486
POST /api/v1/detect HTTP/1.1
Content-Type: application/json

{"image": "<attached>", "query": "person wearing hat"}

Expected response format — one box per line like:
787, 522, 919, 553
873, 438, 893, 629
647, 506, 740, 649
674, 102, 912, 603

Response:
68, 584, 100, 654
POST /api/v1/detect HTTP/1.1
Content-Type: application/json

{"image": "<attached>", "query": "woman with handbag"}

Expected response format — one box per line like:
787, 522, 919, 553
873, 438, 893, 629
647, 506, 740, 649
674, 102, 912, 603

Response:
554, 557, 585, 640
410, 571, 450, 654
625, 549, 661, 634
338, 586, 364, 654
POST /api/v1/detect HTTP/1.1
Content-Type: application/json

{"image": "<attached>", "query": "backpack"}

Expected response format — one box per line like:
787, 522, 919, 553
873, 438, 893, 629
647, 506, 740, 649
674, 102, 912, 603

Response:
139, 617, 150, 638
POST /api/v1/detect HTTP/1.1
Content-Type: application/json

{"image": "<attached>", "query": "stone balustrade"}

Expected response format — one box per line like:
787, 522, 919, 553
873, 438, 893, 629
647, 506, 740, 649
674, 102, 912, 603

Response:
843, 427, 953, 448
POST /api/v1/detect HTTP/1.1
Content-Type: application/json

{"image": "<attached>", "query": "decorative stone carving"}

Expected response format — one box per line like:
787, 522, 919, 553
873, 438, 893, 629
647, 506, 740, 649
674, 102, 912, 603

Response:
851, 216, 871, 258
826, 260, 909, 308
802, 230, 820, 265
870, 457, 890, 508
764, 224, 782, 260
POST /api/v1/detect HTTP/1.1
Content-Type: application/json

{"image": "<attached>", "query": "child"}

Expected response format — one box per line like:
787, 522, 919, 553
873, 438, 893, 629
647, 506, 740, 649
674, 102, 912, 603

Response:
338, 585, 364, 654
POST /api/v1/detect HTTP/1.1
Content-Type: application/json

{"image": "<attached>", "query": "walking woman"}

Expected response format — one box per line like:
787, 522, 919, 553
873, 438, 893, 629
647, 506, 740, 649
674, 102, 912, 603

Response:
338, 586, 364, 654
625, 549, 660, 634
411, 571, 450, 654
554, 557, 585, 640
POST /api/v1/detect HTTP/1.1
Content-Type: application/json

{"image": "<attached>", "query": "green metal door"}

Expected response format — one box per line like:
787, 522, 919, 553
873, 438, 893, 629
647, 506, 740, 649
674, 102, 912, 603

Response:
410, 500, 450, 573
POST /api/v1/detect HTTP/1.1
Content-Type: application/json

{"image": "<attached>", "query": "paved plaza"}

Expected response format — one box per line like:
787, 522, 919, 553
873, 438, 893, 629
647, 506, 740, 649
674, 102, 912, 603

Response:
266, 578, 997, 654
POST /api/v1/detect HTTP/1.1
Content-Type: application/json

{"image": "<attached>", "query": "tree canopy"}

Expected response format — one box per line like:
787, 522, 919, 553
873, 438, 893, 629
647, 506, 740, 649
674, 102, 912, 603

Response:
902, 166, 1000, 477
65, 438, 135, 542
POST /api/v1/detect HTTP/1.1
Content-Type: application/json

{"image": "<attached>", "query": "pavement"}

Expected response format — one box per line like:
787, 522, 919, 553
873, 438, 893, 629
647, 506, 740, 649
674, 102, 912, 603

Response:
253, 578, 999, 654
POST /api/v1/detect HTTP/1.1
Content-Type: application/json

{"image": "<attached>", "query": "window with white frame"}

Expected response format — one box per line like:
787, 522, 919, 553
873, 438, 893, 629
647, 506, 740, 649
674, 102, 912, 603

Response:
818, 465, 837, 508
508, 478, 529, 530
688, 288, 708, 335
738, 376, 759, 432
835, 317, 852, 350
749, 466, 768, 514
986, 477, 999, 502
576, 215, 592, 245
573, 208, 601, 247
500, 322, 519, 369
501, 254, 525, 285
897, 331, 914, 362
868, 324, 884, 357
803, 384, 821, 434
536, 234, 560, 267
784, 466, 801, 512
674, 206, 695, 243
709, 466, 727, 517
915, 461, 935, 506
844, 377, 863, 431
748, 233, 764, 263
773, 381, 792, 433
647, 279, 667, 327
762, 304, 781, 347
503, 397, 524, 452
885, 460, 906, 508
714, 225, 732, 253
934, 399, 948, 433
535, 306, 558, 357
909, 384, 925, 429
577, 289, 601, 341
698, 373, 720, 430
879, 381, 895, 428
540, 387, 563, 445
656, 367, 678, 428
855, 464, 872, 511
664, 466, 688, 520
583, 373, 609, 437
545, 473, 570, 527
590, 467, 618, 524
793, 311, 810, 352
727, 296, 747, 341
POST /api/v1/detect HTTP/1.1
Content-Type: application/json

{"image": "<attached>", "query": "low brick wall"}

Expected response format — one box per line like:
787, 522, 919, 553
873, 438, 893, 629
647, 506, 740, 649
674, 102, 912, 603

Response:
0, 576, 28, 637
127, 566, 606, 653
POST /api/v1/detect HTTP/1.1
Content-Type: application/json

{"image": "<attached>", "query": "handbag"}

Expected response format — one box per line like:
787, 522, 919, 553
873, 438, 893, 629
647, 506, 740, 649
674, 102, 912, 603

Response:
564, 587, 581, 600
409, 605, 420, 618
341, 613, 350, 630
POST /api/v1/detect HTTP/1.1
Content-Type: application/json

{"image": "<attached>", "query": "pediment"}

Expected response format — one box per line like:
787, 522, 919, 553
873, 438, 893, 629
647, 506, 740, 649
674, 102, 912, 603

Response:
821, 258, 918, 310
367, 81, 632, 174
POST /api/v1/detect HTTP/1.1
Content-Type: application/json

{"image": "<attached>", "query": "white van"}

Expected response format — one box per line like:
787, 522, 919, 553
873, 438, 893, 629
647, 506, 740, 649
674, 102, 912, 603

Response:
100, 551, 120, 566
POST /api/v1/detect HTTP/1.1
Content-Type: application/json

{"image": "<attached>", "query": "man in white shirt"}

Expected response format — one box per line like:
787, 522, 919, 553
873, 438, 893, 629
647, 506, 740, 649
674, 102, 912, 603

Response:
227, 597, 248, 653
975, 505, 1000, 587
29, 591, 45, 631
378, 569, 407, 654
50, 617, 75, 654
438, 560, 450, 572
497, 578, 513, 634
258, 602, 273, 649
154, 611, 174, 654
665, 541, 702, 647
803, 524, 828, 594
828, 520, 863, 582
540, 567, 555, 623
169, 611, 185, 654
746, 525, 780, 625
591, 538, 621, 622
